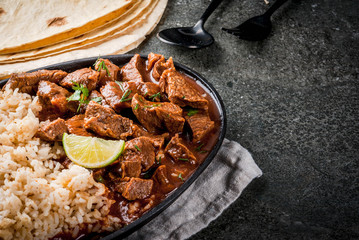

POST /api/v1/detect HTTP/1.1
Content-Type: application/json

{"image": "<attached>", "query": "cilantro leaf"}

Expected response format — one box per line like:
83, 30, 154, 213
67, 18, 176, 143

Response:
187, 108, 198, 116
91, 97, 102, 103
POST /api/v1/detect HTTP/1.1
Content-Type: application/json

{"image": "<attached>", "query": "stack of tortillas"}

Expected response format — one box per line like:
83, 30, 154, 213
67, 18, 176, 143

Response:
0, 0, 167, 79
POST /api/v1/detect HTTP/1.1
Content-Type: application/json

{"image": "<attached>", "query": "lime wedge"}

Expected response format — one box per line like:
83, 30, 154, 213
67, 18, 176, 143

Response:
62, 133, 125, 168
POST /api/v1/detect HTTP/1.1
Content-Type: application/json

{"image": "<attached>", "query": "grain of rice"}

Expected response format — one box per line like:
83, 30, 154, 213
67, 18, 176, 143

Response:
0, 86, 119, 240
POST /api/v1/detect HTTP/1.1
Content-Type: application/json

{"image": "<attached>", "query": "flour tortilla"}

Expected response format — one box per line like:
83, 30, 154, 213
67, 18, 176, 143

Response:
0, 0, 167, 79
0, 0, 136, 54
0, 0, 156, 63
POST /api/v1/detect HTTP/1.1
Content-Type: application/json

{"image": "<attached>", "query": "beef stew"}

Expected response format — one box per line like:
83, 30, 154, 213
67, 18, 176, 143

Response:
1, 53, 225, 239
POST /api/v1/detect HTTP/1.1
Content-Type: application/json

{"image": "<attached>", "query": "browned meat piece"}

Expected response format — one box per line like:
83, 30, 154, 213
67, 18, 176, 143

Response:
65, 114, 94, 137
120, 160, 142, 178
185, 109, 215, 142
123, 137, 156, 171
146, 53, 175, 81
131, 123, 150, 137
147, 52, 164, 71
100, 81, 134, 111
131, 124, 169, 149
36, 118, 68, 141
37, 80, 77, 115
88, 90, 111, 108
60, 68, 99, 91
131, 94, 185, 134
121, 178, 153, 200
75, 90, 111, 114
165, 134, 196, 164
84, 101, 133, 139
94, 58, 120, 86
153, 165, 175, 193
148, 134, 169, 149
115, 180, 129, 194
4, 69, 67, 94
152, 57, 175, 81
121, 54, 144, 82
140, 82, 161, 101
160, 69, 208, 109
141, 133, 169, 149
100, 81, 161, 112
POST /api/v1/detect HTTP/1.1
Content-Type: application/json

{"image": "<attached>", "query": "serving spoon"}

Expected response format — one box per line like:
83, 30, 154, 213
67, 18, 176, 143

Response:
222, 0, 289, 41
157, 0, 223, 48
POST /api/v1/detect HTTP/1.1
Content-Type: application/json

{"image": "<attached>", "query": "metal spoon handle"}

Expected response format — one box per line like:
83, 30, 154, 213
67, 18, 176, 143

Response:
197, 0, 223, 26
264, 0, 289, 17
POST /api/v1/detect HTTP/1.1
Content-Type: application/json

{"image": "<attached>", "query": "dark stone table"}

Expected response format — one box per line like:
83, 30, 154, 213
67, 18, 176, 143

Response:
131, 0, 359, 239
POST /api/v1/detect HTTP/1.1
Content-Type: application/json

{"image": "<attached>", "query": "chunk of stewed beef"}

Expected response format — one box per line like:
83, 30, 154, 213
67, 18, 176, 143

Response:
185, 108, 215, 142
147, 53, 175, 81
165, 134, 196, 164
121, 178, 154, 200
121, 54, 144, 82
88, 90, 112, 109
131, 124, 169, 149
100, 81, 134, 111
100, 81, 161, 112
94, 58, 120, 86
36, 118, 68, 141
4, 69, 68, 95
122, 137, 156, 172
147, 133, 169, 149
131, 124, 150, 137
37, 80, 77, 115
147, 52, 164, 71
60, 68, 99, 91
65, 114, 94, 137
160, 69, 208, 109
84, 101, 133, 139
152, 165, 175, 193
152, 57, 175, 81
120, 160, 142, 178
131, 94, 185, 134
140, 83, 161, 101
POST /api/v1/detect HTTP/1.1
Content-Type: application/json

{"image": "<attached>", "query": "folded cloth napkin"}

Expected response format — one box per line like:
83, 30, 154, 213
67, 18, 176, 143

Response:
126, 138, 263, 240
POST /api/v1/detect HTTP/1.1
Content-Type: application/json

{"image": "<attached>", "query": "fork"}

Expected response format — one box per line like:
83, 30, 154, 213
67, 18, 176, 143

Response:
222, 0, 289, 41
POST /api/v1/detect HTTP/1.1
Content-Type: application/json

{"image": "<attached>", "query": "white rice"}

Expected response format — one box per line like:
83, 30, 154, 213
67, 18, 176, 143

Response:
0, 86, 120, 240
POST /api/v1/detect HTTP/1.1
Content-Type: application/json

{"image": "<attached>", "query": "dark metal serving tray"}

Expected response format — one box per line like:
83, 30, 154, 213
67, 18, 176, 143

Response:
0, 54, 227, 239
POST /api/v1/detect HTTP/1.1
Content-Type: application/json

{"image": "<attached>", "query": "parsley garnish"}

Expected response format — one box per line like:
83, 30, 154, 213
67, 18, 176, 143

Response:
187, 108, 198, 116
134, 145, 141, 152
195, 143, 208, 153
120, 89, 132, 102
115, 81, 125, 92
149, 92, 161, 100
156, 156, 162, 164
134, 103, 139, 110
66, 82, 90, 112
91, 97, 102, 103
66, 89, 81, 102
182, 95, 186, 99
178, 173, 184, 181
178, 158, 189, 161
93, 56, 100, 66
95, 58, 111, 77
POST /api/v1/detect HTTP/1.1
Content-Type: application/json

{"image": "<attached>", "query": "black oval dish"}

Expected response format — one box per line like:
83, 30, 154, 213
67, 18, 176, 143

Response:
0, 54, 227, 239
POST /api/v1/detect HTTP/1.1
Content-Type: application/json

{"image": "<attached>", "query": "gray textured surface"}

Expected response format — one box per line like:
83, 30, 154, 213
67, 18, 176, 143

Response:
130, 0, 359, 239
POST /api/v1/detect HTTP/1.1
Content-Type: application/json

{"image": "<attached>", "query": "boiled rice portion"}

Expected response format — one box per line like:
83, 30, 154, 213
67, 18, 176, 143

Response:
0, 86, 120, 240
